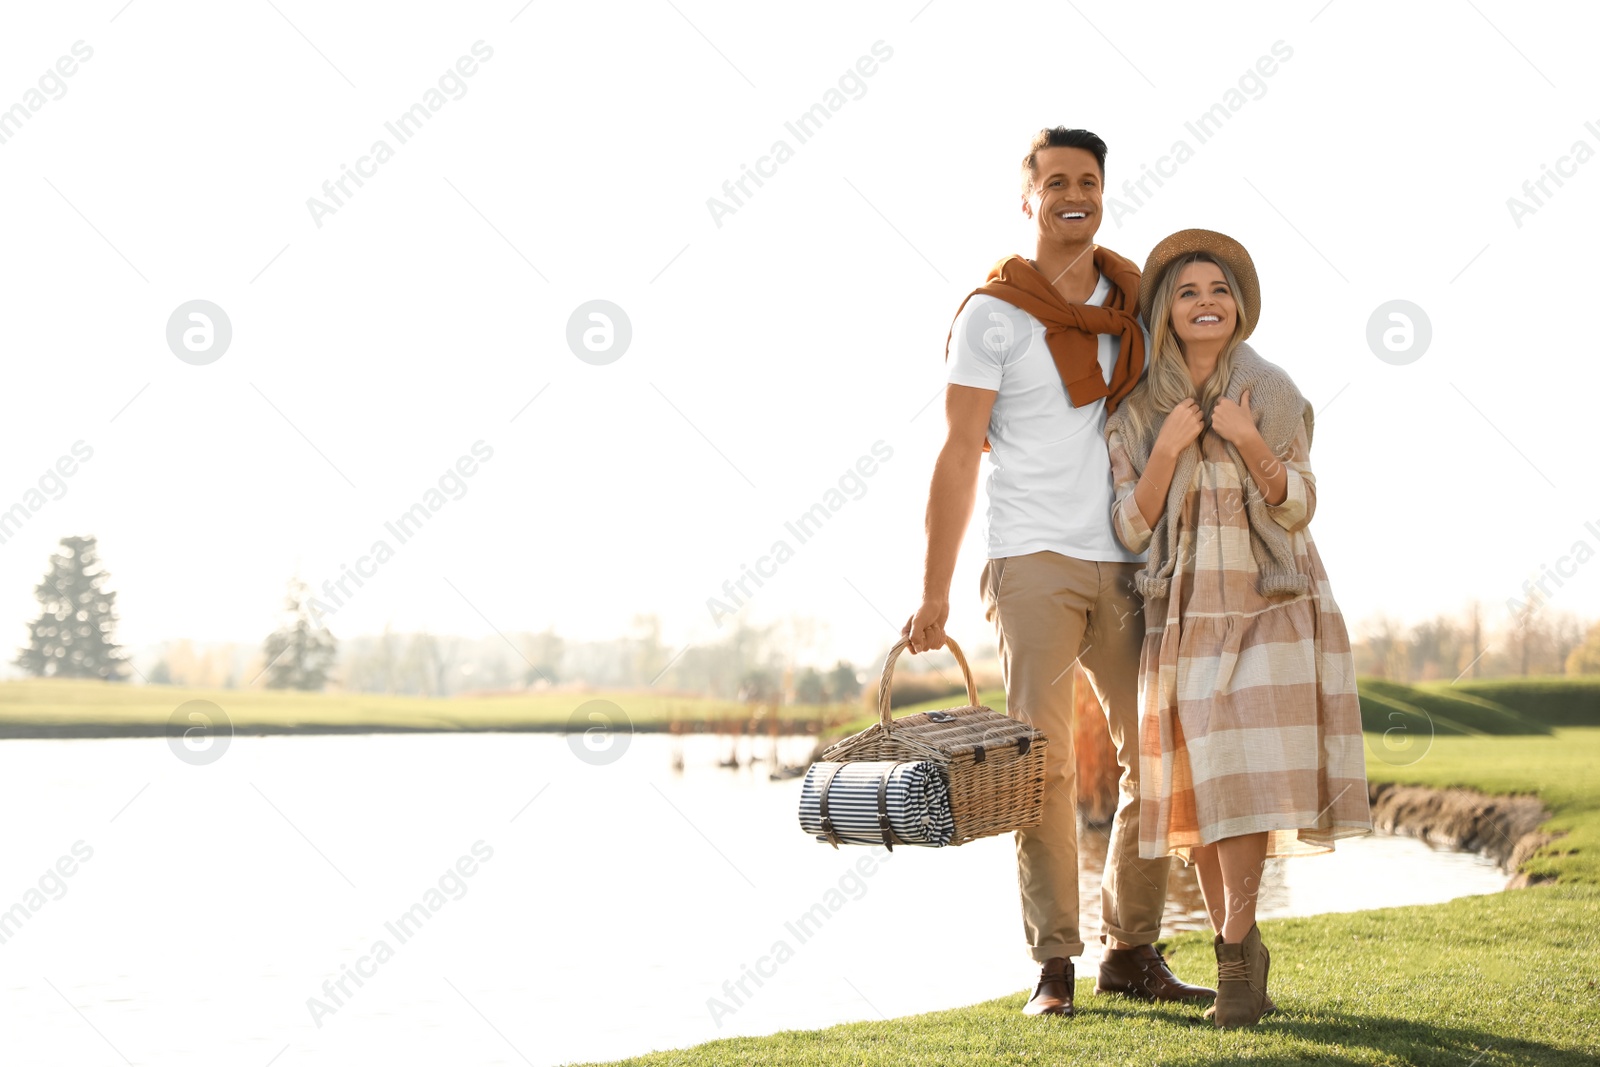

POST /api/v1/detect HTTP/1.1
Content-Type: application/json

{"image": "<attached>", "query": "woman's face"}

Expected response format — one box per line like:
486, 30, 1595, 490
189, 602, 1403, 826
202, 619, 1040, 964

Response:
1168, 260, 1237, 349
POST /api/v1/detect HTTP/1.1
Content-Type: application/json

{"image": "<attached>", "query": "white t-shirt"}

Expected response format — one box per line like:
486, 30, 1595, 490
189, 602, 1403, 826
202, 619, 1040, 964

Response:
946, 270, 1149, 563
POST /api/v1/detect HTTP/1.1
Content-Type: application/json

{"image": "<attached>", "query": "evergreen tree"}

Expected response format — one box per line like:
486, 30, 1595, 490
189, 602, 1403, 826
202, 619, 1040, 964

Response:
261, 577, 337, 691
15, 535, 128, 681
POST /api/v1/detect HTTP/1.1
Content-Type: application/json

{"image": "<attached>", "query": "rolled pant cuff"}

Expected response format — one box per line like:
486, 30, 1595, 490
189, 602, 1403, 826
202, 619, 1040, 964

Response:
1101, 922, 1163, 948
1030, 941, 1085, 963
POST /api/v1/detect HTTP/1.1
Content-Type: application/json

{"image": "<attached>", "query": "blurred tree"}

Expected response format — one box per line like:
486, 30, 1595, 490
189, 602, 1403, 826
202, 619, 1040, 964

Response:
1466, 600, 1483, 679
372, 625, 401, 693
630, 613, 665, 686
826, 660, 861, 701
400, 632, 443, 696
520, 627, 563, 686
1567, 619, 1600, 675
670, 618, 778, 698
737, 667, 778, 703
1504, 607, 1584, 677
1408, 614, 1468, 681
15, 535, 128, 681
261, 577, 337, 691
1356, 614, 1408, 680
794, 666, 826, 704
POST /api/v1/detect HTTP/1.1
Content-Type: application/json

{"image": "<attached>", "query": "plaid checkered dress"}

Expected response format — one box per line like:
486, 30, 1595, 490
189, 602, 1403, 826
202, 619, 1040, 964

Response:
1109, 419, 1372, 863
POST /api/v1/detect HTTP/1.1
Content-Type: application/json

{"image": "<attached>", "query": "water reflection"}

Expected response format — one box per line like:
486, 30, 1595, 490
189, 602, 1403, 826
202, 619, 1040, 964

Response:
714, 731, 1505, 961
0, 732, 1507, 1067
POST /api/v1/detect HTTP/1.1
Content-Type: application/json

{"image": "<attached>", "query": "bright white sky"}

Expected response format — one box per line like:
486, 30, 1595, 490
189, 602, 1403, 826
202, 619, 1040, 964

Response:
1, 1, 1596, 673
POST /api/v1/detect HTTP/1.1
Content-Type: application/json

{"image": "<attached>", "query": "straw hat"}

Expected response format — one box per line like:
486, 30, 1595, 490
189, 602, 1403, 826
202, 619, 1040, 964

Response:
1139, 229, 1261, 339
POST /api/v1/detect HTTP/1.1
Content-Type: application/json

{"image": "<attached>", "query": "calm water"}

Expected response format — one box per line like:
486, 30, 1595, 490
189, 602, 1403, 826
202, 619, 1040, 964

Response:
0, 733, 1505, 1066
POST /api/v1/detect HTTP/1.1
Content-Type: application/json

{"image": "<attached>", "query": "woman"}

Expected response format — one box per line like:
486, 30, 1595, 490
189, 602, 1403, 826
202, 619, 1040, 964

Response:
1103, 229, 1372, 1028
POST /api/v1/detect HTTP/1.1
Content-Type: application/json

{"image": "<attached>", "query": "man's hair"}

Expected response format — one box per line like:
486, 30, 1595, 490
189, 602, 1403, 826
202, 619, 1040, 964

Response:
1020, 127, 1108, 199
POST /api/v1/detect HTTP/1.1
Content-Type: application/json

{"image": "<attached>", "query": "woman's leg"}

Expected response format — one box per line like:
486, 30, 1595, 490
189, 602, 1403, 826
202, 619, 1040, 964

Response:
1216, 832, 1268, 942
1190, 843, 1227, 935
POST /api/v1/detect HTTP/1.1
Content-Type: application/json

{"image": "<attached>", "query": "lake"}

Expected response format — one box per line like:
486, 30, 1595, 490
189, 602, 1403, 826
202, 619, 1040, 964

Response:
0, 732, 1506, 1066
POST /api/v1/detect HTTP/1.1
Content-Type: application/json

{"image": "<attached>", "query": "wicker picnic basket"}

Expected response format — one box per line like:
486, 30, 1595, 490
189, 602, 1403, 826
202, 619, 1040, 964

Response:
816, 636, 1048, 846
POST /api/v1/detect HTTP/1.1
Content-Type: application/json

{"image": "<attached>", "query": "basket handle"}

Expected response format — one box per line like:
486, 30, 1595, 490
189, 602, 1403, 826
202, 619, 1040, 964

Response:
876, 635, 980, 733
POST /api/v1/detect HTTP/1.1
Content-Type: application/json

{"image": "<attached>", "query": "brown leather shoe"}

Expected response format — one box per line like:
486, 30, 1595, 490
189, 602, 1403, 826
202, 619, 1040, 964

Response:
1095, 943, 1216, 1002
1022, 956, 1074, 1016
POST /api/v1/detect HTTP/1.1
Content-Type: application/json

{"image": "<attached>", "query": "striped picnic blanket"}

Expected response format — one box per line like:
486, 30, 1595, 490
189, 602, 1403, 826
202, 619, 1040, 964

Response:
797, 760, 955, 848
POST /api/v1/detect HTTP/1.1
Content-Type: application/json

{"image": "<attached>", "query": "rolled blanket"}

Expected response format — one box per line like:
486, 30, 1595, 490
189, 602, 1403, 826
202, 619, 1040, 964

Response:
797, 760, 954, 848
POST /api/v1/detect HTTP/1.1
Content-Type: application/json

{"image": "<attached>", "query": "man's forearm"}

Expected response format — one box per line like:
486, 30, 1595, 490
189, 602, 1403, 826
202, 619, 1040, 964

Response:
921, 445, 981, 600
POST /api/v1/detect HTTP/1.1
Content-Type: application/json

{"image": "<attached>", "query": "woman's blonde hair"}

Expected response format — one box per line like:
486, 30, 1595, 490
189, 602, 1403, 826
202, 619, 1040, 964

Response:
1119, 251, 1250, 445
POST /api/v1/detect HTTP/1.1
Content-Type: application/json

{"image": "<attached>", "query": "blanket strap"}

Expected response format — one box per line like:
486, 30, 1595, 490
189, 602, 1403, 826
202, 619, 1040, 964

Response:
876, 767, 902, 851
816, 762, 846, 849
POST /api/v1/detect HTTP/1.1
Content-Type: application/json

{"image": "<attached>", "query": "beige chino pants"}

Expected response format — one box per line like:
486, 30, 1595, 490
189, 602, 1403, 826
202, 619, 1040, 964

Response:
979, 550, 1171, 962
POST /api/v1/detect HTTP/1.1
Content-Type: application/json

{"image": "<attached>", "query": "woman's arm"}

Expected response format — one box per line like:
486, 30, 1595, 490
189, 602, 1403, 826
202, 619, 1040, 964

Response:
1214, 391, 1315, 528
1213, 388, 1288, 507
1130, 440, 1182, 531
1108, 428, 1154, 554
1261, 418, 1315, 531
1110, 399, 1205, 549
1233, 431, 1289, 507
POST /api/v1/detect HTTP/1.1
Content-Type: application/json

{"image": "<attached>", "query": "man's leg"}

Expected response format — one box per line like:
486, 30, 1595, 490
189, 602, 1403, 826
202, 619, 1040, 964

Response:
1081, 560, 1214, 1001
1079, 560, 1169, 949
981, 550, 1097, 963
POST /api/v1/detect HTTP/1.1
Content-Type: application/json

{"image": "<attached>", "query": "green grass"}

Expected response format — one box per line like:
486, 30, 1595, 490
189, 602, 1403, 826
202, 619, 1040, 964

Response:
1426, 676, 1600, 727
1359, 676, 1545, 735
843, 676, 1588, 741
572, 885, 1599, 1066
1353, 686, 1474, 738
644, 694, 1600, 1065
10, 677, 1598, 1062
833, 686, 1010, 737
1365, 727, 1600, 884
0, 678, 852, 733
840, 684, 1599, 883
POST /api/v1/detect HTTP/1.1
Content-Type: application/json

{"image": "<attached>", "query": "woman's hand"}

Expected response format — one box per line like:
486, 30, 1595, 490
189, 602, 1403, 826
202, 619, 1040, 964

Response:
1153, 397, 1205, 461
1211, 389, 1262, 447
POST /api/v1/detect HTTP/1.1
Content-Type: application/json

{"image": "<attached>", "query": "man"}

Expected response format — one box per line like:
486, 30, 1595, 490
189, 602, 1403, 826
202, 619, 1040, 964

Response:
901, 127, 1214, 1018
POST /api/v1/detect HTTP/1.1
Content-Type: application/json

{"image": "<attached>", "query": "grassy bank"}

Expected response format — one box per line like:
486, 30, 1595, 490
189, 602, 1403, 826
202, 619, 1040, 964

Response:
833, 675, 1600, 739
0, 678, 854, 735
584, 686, 1600, 1065
1427, 676, 1600, 727
836, 679, 1600, 883
573, 885, 1598, 1066
1365, 727, 1600, 883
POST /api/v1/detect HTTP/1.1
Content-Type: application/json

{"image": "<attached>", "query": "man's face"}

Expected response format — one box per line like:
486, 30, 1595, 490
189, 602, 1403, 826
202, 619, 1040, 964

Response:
1022, 145, 1103, 243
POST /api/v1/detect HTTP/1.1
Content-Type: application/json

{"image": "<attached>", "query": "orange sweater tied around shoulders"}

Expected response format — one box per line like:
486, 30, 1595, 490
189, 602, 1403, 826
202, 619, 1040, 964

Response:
943, 246, 1146, 451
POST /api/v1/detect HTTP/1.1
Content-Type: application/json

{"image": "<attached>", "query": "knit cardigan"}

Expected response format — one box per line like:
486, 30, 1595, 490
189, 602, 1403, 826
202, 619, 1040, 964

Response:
1103, 341, 1315, 601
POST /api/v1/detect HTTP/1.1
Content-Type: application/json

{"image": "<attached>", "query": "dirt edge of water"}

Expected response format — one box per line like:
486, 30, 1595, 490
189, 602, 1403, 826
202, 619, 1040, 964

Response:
1367, 781, 1560, 888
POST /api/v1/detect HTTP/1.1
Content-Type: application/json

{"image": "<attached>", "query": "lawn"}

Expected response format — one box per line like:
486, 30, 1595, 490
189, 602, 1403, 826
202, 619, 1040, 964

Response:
574, 681, 1600, 1066
570, 884, 1598, 1066
841, 679, 1600, 883
1364, 727, 1600, 883
0, 678, 854, 734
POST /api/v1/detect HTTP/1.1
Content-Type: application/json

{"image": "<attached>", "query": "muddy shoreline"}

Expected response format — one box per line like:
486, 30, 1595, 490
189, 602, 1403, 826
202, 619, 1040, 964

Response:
1367, 780, 1558, 888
